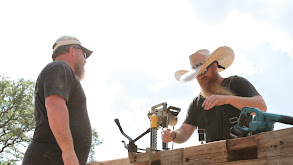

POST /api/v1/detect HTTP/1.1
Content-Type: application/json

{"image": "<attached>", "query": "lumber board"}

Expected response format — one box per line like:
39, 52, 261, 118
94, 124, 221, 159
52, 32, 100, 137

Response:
160, 148, 183, 165
90, 158, 131, 165
256, 127, 293, 159
183, 140, 228, 164
226, 135, 257, 150
90, 127, 293, 165
226, 136, 258, 161
134, 151, 160, 164
223, 156, 293, 165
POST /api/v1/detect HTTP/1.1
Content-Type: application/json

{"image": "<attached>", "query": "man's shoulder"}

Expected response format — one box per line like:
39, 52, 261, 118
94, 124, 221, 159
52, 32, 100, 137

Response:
226, 75, 240, 80
41, 61, 71, 73
191, 93, 204, 104
46, 61, 70, 69
225, 75, 248, 83
37, 61, 73, 81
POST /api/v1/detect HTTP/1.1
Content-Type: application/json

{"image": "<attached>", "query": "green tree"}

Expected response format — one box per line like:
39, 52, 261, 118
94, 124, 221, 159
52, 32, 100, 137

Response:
0, 75, 102, 164
0, 75, 35, 165
87, 128, 103, 164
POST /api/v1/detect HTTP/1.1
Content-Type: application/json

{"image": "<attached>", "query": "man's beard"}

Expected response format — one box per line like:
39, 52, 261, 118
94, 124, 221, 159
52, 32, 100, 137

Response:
74, 61, 85, 81
198, 72, 234, 98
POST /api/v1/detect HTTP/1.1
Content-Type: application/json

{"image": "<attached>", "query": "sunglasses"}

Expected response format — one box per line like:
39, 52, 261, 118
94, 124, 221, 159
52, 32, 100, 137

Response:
82, 51, 87, 59
196, 61, 225, 78
73, 45, 87, 59
197, 63, 214, 77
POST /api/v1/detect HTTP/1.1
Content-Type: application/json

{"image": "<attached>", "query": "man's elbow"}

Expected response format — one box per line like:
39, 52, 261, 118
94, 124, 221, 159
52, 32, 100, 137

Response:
45, 95, 66, 111
257, 96, 267, 112
261, 104, 267, 112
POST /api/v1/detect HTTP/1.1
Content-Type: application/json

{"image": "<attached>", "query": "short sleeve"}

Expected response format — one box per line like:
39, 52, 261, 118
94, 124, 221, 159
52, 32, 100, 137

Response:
183, 96, 205, 128
229, 76, 260, 97
43, 62, 76, 101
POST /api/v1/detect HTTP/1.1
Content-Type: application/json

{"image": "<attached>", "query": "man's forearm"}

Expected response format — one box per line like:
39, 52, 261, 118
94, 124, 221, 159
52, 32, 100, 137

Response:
173, 129, 189, 143
228, 95, 267, 112
173, 124, 196, 143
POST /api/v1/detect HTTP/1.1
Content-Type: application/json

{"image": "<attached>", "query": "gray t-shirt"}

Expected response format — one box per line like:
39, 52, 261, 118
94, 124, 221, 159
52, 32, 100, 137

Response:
184, 76, 259, 142
33, 61, 92, 164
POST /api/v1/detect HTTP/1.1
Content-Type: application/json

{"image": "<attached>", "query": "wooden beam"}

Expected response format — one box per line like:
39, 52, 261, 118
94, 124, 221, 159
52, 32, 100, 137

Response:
183, 140, 228, 164
90, 127, 293, 165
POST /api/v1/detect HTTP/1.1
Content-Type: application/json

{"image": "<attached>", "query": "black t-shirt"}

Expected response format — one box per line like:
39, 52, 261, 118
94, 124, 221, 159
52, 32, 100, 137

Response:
184, 76, 260, 142
32, 61, 92, 164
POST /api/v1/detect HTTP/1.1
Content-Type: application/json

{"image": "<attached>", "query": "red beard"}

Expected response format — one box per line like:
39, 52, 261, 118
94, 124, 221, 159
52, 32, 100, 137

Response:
198, 70, 234, 98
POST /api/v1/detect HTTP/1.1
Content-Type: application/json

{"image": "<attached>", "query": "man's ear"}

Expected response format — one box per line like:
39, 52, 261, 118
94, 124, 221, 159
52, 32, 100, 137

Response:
69, 46, 77, 55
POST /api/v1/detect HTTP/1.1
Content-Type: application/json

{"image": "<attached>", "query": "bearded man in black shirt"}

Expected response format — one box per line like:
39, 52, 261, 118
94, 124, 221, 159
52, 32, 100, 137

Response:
161, 46, 267, 143
23, 36, 93, 165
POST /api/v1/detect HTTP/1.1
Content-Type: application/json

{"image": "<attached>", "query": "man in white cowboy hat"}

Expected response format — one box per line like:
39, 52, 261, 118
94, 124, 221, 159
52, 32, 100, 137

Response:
23, 36, 93, 165
161, 46, 267, 143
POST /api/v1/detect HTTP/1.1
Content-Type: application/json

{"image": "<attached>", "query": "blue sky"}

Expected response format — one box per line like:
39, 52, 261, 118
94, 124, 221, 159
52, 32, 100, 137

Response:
1, 0, 293, 162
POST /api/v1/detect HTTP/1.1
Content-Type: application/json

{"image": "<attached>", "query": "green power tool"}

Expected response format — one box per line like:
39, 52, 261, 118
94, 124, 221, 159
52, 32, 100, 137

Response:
230, 107, 293, 138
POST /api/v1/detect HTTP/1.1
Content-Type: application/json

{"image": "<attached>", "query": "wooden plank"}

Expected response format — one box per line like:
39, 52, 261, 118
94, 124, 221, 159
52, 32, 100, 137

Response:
257, 127, 293, 148
183, 140, 228, 164
258, 146, 293, 159
256, 127, 293, 159
160, 148, 183, 165
90, 128, 293, 165
89, 158, 131, 165
223, 156, 293, 165
226, 136, 258, 161
134, 151, 161, 165
227, 135, 257, 150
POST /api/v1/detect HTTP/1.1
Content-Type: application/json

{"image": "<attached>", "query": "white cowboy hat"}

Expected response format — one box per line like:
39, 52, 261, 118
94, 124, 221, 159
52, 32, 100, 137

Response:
174, 46, 234, 82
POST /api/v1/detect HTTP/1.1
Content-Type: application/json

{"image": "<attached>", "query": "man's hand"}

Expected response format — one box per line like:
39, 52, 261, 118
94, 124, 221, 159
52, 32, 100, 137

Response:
161, 128, 176, 143
62, 150, 79, 165
161, 124, 196, 144
202, 94, 229, 110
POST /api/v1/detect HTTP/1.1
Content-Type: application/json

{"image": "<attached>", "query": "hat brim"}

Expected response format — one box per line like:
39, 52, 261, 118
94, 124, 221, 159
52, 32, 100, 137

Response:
175, 46, 234, 82
175, 67, 201, 83
80, 46, 93, 59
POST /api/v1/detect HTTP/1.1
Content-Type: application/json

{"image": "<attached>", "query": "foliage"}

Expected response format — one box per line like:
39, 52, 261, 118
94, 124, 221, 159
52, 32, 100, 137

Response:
0, 75, 102, 164
87, 128, 103, 163
0, 75, 35, 165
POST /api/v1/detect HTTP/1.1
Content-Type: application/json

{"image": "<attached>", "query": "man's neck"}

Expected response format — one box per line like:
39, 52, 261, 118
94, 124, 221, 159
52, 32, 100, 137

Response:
55, 53, 75, 72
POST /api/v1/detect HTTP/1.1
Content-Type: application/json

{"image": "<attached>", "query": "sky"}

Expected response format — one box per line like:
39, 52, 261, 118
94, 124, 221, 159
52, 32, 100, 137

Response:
1, 0, 293, 163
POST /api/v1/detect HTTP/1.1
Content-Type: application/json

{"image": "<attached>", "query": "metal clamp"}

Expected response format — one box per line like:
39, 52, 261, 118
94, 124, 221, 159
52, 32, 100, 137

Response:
198, 129, 205, 144
229, 117, 238, 124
